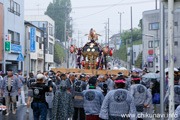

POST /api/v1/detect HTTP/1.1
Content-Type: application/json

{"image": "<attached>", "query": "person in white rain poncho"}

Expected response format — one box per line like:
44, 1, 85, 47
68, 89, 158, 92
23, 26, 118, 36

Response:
99, 78, 136, 120
164, 76, 180, 109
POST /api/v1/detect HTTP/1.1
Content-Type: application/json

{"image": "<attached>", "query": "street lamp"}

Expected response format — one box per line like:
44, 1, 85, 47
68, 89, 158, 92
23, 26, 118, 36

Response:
143, 34, 155, 72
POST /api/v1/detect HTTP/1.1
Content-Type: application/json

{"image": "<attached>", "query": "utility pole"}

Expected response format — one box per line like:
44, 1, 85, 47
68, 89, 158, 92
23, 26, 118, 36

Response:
153, 36, 155, 72
130, 7, 133, 70
155, 0, 158, 9
160, 2, 165, 120
65, 21, 67, 67
104, 23, 108, 45
118, 12, 123, 35
108, 18, 110, 50
168, 1, 174, 120
43, 24, 46, 72
26, 26, 29, 78
78, 31, 80, 48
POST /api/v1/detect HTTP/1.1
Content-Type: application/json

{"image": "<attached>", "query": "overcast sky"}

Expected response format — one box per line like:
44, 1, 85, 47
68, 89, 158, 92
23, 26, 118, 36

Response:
25, 0, 159, 46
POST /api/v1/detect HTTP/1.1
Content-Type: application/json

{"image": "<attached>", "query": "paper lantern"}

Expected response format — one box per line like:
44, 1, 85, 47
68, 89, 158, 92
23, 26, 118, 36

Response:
104, 46, 109, 54
109, 49, 113, 56
70, 45, 74, 53
81, 60, 85, 66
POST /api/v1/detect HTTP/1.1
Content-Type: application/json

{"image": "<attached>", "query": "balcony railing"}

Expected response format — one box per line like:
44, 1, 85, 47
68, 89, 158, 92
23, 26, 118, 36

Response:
11, 40, 20, 45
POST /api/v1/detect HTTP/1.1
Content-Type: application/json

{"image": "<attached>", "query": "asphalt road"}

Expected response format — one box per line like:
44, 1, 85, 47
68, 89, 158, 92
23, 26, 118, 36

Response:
0, 105, 35, 120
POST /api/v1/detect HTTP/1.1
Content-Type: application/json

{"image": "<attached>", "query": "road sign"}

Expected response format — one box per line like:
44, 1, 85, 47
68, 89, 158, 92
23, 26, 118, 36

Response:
5, 34, 11, 53
11, 44, 22, 53
30, 28, 36, 52
5, 34, 11, 41
5, 41, 11, 53
17, 53, 24, 61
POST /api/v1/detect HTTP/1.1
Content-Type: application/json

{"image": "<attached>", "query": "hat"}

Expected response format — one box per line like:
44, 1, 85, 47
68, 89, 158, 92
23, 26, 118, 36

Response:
98, 75, 104, 79
80, 74, 86, 79
115, 79, 126, 84
89, 77, 97, 86
132, 76, 141, 81
61, 74, 66, 77
37, 74, 44, 80
69, 73, 75, 76
117, 72, 123, 77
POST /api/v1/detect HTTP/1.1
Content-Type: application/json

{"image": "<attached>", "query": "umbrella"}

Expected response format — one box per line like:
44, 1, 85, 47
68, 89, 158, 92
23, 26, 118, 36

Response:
165, 68, 178, 73
142, 73, 160, 79
134, 68, 143, 73
113, 67, 119, 70
119, 67, 127, 70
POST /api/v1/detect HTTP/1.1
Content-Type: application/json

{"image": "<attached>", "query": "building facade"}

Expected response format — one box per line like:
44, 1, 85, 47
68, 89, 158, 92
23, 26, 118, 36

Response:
143, 9, 180, 72
0, 3, 3, 70
24, 22, 44, 74
0, 0, 24, 73
127, 44, 143, 69
25, 15, 55, 71
110, 33, 120, 50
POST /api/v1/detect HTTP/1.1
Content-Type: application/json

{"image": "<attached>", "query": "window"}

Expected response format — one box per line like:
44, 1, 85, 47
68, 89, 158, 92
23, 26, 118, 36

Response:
155, 41, 159, 47
133, 52, 136, 58
148, 62, 153, 68
8, 30, 20, 45
174, 22, 178, 26
39, 22, 47, 28
14, 2, 20, 16
166, 21, 178, 28
28, 32, 30, 40
49, 23, 53, 36
148, 41, 153, 48
14, 2, 17, 13
10, 0, 14, 12
149, 23, 159, 30
39, 38, 42, 49
36, 36, 39, 42
8, 30, 14, 41
49, 38, 53, 41
13, 32, 20, 45
8, 0, 20, 16
166, 40, 168, 46
49, 43, 53, 55
156, 57, 158, 63
175, 41, 178, 46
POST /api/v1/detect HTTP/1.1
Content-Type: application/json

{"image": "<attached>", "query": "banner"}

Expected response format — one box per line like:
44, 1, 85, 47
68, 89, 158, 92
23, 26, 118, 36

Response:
30, 28, 36, 52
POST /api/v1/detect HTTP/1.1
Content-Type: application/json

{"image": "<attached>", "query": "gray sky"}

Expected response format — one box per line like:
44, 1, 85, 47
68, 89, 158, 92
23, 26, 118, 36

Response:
25, 0, 159, 46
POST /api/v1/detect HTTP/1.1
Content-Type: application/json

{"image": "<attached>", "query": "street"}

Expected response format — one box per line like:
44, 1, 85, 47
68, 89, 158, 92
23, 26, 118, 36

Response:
0, 105, 34, 120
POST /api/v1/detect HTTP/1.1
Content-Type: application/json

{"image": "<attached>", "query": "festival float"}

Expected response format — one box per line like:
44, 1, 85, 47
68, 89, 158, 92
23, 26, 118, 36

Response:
52, 28, 129, 75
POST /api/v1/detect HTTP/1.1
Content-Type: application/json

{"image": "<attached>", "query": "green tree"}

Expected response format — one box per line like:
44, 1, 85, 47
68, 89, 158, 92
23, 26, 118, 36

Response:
138, 19, 143, 29
54, 42, 65, 64
121, 28, 142, 45
114, 18, 143, 61
45, 0, 72, 42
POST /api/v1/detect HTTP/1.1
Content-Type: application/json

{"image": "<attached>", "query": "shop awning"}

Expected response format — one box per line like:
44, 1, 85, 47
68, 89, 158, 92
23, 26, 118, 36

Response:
165, 56, 176, 61
147, 56, 153, 62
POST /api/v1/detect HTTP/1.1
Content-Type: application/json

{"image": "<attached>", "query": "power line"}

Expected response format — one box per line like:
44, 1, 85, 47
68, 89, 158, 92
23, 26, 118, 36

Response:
73, 0, 125, 20
25, 0, 153, 11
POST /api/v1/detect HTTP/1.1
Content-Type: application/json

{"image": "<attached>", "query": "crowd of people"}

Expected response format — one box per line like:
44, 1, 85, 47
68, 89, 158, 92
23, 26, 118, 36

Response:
0, 69, 180, 120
